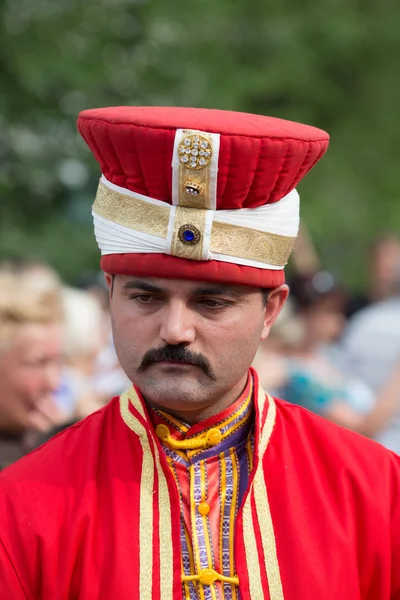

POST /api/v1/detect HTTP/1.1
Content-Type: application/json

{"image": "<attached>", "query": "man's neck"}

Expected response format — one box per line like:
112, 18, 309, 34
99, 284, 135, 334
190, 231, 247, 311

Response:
145, 374, 249, 426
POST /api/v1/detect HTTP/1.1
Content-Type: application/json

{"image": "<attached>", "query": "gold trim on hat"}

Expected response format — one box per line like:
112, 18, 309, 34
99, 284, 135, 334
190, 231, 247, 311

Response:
170, 206, 208, 261
212, 221, 295, 267
95, 180, 169, 238
93, 181, 295, 266
176, 130, 216, 210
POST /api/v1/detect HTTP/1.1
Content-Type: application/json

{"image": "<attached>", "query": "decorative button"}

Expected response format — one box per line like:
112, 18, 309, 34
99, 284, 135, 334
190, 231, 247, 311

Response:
178, 224, 201, 246
184, 182, 202, 196
199, 569, 218, 585
155, 424, 170, 441
178, 134, 212, 170
198, 502, 210, 516
183, 230, 195, 242
205, 428, 222, 446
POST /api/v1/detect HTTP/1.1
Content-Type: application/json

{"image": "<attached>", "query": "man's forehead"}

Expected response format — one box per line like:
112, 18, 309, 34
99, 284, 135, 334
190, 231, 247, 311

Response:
118, 275, 258, 296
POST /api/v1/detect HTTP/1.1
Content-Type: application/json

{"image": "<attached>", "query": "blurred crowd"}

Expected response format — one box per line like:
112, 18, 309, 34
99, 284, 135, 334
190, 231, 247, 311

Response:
254, 232, 400, 453
1, 232, 400, 470
0, 260, 129, 470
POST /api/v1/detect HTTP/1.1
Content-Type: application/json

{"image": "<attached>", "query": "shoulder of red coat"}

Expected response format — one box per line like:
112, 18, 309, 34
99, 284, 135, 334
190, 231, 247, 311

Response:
272, 395, 400, 469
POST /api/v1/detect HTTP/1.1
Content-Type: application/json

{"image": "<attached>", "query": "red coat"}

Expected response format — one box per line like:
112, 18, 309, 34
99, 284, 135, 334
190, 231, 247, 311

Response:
1, 371, 399, 599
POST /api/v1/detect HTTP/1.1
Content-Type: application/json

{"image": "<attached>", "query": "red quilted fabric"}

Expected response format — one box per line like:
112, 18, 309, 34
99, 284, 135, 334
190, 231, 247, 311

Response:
77, 106, 329, 209
100, 254, 286, 288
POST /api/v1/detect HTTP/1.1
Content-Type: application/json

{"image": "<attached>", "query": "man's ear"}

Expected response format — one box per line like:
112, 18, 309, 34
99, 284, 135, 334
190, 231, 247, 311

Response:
104, 273, 114, 297
260, 284, 289, 341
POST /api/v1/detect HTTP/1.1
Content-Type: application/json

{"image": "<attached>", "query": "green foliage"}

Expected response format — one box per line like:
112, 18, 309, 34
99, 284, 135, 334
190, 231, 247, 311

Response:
1, 0, 399, 286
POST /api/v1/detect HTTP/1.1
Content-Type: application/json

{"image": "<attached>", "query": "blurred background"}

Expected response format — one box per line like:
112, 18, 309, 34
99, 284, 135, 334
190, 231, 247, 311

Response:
1, 0, 400, 466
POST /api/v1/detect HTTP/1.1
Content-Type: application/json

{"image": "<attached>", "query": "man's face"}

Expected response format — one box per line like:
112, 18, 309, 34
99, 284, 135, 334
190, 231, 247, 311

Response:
371, 240, 400, 292
0, 323, 63, 433
108, 275, 287, 419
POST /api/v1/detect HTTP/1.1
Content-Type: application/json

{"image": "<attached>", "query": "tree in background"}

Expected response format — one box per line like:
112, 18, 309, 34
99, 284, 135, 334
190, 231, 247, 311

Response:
1, 0, 399, 286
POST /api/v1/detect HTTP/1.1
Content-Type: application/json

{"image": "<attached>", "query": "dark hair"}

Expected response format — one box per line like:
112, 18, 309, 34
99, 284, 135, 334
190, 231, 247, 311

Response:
261, 288, 271, 306
289, 272, 346, 310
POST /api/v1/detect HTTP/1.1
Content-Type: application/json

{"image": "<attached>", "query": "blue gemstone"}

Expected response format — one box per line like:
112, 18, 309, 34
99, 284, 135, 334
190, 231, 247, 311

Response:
183, 229, 195, 242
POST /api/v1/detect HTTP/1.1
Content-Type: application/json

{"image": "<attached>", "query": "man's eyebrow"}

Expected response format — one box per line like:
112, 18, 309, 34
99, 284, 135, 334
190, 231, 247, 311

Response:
192, 285, 244, 297
122, 280, 165, 294
121, 280, 246, 297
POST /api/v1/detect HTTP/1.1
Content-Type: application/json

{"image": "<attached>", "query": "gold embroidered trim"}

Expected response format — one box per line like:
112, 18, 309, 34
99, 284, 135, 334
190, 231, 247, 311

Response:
94, 181, 169, 238
242, 489, 264, 599
93, 183, 295, 267
120, 391, 154, 600
254, 393, 284, 600
241, 385, 284, 599
120, 389, 174, 600
212, 221, 294, 267
170, 206, 208, 261
177, 130, 213, 209
128, 386, 146, 420
154, 440, 174, 600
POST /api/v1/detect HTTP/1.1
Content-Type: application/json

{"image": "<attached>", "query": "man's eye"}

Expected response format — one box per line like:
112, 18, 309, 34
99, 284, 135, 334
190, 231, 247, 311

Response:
130, 294, 156, 303
200, 298, 229, 308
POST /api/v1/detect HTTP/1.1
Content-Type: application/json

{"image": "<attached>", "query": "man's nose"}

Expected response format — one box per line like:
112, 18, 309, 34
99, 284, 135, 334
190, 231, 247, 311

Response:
159, 302, 196, 346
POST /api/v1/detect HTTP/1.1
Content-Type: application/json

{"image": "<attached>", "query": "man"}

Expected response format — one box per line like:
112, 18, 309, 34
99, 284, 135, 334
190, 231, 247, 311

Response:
0, 260, 64, 469
0, 107, 399, 599
346, 234, 400, 317
342, 277, 400, 453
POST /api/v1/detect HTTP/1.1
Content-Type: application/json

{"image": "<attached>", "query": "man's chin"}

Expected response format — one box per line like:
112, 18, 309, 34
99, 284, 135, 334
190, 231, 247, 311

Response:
138, 373, 212, 406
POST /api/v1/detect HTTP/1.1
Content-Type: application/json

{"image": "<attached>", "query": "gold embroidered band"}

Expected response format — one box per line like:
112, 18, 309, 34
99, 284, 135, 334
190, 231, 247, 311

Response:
120, 389, 174, 600
211, 221, 295, 267
242, 388, 284, 599
174, 129, 218, 210
93, 181, 295, 266
119, 391, 155, 600
95, 180, 170, 238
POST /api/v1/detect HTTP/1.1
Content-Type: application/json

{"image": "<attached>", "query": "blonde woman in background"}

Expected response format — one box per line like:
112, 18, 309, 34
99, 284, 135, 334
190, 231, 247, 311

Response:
0, 260, 65, 469
59, 287, 110, 420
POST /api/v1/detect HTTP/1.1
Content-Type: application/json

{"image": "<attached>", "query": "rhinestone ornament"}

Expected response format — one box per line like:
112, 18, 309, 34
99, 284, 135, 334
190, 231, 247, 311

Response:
178, 134, 212, 169
178, 224, 201, 245
184, 182, 202, 196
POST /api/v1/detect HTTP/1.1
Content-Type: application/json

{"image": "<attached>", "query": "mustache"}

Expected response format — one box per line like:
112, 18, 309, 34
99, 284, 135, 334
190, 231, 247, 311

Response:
137, 344, 216, 380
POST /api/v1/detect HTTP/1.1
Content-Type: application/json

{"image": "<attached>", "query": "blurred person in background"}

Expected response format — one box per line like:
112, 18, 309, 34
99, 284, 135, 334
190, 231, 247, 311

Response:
0, 260, 66, 469
289, 271, 348, 347
56, 286, 109, 420
252, 297, 305, 392
341, 268, 400, 453
76, 271, 131, 400
347, 233, 400, 317
255, 271, 400, 437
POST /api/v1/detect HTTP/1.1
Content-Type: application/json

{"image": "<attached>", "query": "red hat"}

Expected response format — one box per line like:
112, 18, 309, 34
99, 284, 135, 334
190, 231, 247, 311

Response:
77, 107, 329, 287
